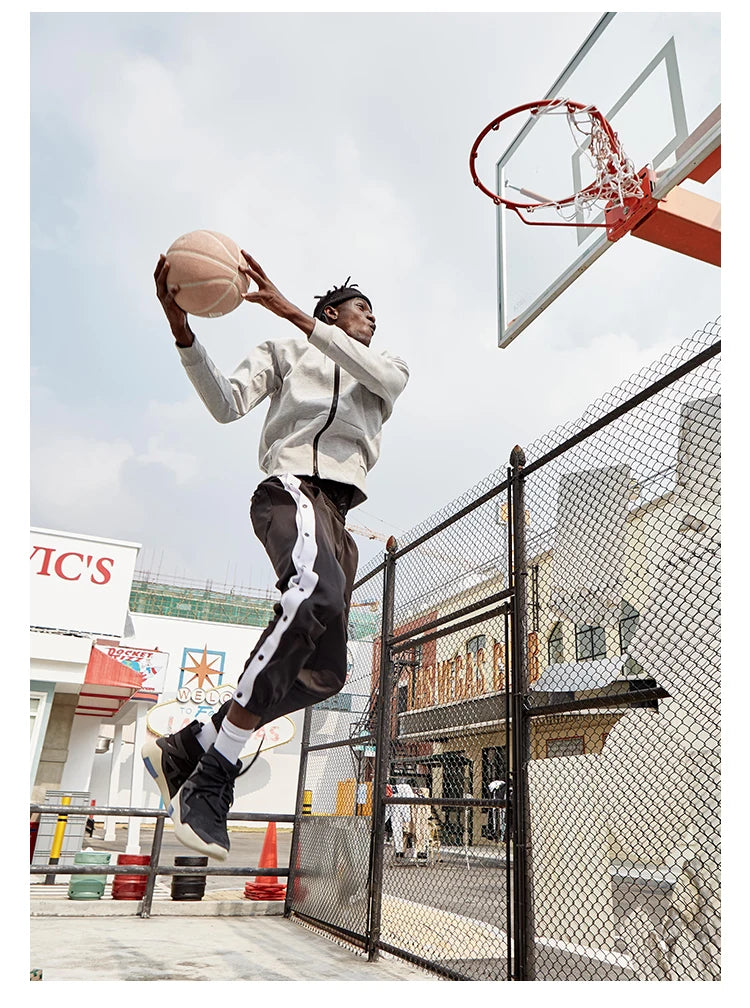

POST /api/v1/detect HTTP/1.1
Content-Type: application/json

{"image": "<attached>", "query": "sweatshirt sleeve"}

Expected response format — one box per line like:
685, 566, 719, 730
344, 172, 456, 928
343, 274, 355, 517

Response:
177, 336, 281, 424
308, 319, 409, 420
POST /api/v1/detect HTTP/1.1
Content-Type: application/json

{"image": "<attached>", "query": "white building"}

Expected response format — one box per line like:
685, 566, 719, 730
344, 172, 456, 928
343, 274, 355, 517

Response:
30, 526, 304, 854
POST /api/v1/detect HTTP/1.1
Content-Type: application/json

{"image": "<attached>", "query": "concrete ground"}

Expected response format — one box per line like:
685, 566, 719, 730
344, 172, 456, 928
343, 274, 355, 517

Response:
29, 915, 437, 982
30, 823, 439, 982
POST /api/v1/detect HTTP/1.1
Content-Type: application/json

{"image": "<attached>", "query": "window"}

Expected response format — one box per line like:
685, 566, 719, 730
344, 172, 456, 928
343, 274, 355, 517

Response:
411, 644, 422, 700
396, 683, 408, 715
548, 622, 564, 664
619, 601, 640, 653
30, 694, 43, 740
575, 624, 607, 660
546, 736, 585, 758
466, 635, 486, 691
30, 690, 48, 784
466, 635, 486, 656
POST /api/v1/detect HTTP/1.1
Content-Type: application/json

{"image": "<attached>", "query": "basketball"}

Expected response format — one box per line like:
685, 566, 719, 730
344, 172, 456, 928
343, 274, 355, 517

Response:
165, 230, 249, 318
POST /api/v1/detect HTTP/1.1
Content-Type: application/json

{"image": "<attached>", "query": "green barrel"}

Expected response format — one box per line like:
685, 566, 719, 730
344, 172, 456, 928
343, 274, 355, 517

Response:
67, 850, 111, 900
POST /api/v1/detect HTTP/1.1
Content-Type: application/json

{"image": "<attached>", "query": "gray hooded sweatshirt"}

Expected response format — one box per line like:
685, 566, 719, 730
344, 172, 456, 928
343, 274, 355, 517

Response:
177, 317, 409, 507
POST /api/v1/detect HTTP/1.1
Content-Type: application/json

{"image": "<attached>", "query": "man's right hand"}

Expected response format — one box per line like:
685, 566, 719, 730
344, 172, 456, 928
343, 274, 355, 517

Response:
154, 255, 194, 347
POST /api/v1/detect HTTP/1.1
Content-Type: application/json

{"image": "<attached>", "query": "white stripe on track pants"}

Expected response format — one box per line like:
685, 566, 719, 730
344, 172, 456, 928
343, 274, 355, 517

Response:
231, 473, 359, 724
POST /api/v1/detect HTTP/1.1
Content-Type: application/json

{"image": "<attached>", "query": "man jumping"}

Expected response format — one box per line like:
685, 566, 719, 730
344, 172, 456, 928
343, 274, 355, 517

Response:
143, 251, 409, 860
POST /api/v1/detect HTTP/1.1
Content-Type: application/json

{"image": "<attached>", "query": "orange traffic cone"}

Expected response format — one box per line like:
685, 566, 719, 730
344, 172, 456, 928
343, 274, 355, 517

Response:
244, 822, 287, 901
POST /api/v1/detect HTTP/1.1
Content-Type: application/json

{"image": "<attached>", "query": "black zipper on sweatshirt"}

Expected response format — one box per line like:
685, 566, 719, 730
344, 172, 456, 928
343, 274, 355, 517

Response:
312, 363, 341, 477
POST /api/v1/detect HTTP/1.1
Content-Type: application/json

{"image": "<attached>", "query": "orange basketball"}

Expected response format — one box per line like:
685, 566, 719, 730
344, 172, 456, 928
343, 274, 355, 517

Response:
165, 230, 249, 318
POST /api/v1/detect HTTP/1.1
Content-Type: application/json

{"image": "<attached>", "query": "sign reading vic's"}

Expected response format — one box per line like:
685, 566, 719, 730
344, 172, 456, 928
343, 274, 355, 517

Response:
30, 528, 140, 638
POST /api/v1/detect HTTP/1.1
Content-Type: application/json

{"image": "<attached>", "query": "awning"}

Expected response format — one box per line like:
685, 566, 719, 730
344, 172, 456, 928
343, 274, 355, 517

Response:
75, 646, 144, 718
532, 656, 625, 693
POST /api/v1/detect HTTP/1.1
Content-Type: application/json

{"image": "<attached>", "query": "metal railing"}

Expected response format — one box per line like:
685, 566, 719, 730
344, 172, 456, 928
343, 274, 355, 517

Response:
30, 803, 294, 918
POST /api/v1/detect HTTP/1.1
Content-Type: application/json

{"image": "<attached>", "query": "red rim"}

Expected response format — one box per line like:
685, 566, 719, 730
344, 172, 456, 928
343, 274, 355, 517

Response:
469, 99, 620, 211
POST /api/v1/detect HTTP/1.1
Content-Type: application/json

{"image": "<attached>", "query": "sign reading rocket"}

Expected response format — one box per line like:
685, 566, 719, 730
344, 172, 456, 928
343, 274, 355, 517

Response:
93, 644, 169, 694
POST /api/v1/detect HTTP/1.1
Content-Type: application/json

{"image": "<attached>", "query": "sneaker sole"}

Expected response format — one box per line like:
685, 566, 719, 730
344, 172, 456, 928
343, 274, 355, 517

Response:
169, 790, 229, 862
141, 737, 173, 811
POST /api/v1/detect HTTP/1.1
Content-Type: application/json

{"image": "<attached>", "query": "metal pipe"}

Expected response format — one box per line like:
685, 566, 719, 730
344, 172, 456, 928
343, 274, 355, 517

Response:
509, 445, 536, 981
389, 588, 514, 646
139, 814, 165, 918
31, 804, 295, 823
376, 941, 474, 982
392, 479, 511, 561
521, 341, 720, 478
305, 734, 376, 753
504, 606, 513, 979
390, 602, 511, 654
284, 704, 312, 918
384, 796, 507, 809
352, 560, 386, 592
31, 864, 290, 878
366, 536, 397, 961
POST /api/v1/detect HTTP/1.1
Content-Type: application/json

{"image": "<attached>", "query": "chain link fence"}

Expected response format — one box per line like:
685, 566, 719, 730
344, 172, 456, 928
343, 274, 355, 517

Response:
286, 320, 721, 981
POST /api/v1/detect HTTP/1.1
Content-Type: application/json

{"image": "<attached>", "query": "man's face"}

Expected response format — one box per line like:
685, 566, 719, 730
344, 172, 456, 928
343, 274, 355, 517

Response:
325, 297, 376, 347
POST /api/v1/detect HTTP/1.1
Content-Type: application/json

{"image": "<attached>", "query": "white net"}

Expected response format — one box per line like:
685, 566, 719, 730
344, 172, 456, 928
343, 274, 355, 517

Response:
525, 99, 645, 223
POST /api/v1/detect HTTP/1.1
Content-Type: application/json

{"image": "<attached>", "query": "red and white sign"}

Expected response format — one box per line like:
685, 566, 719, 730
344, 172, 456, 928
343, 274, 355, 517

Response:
30, 528, 140, 638
93, 644, 169, 695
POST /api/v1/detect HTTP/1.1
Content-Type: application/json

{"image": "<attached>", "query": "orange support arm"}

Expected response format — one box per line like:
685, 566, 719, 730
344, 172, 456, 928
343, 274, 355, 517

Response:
631, 186, 721, 267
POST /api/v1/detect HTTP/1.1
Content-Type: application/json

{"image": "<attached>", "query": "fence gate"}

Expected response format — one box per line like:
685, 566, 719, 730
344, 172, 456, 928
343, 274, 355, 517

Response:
285, 324, 721, 983
285, 457, 529, 981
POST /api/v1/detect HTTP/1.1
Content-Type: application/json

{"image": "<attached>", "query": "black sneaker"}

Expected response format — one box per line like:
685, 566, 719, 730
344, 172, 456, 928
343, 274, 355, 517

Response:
141, 721, 204, 808
170, 746, 241, 861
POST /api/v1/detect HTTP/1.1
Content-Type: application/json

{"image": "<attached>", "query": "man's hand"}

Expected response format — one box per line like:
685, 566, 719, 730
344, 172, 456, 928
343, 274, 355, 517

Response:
154, 255, 194, 347
240, 252, 315, 336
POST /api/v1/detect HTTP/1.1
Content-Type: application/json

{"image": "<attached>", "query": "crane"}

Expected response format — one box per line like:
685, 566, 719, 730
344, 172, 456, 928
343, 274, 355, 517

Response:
345, 523, 389, 541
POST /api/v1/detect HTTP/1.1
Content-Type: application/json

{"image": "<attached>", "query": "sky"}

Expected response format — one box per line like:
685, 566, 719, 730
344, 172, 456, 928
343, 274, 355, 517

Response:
27, 8, 724, 596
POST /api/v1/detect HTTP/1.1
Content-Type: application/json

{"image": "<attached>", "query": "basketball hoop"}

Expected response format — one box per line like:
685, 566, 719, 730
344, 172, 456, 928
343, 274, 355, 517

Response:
469, 99, 650, 229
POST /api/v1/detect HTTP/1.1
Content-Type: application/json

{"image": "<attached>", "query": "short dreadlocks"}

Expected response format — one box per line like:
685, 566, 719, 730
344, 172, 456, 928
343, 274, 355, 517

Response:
313, 278, 372, 321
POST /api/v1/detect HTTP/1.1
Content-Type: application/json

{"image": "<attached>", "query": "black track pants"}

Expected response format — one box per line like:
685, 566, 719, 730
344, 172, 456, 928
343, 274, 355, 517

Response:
230, 473, 358, 725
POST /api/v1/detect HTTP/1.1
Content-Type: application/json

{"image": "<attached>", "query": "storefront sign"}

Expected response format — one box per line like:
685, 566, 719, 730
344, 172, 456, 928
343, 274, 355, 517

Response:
30, 528, 140, 638
146, 688, 295, 757
93, 644, 168, 694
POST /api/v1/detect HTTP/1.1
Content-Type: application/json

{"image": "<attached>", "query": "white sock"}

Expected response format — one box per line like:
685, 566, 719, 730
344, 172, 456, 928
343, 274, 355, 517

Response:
196, 720, 218, 751
213, 718, 254, 765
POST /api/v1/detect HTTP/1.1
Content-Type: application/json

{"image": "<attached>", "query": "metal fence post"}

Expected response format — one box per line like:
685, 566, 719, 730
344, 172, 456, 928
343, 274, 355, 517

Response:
284, 704, 313, 918
510, 445, 536, 981
139, 814, 165, 918
366, 535, 398, 961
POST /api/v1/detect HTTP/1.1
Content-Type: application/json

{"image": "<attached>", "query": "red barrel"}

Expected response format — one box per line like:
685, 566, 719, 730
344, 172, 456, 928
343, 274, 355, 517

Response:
112, 853, 150, 900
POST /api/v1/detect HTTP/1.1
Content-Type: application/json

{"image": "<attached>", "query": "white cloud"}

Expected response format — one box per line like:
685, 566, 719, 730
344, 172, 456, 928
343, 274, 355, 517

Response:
32, 432, 134, 526
29, 12, 722, 587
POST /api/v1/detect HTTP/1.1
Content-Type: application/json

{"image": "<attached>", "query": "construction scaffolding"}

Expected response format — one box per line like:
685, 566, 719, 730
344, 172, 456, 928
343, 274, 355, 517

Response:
129, 573, 277, 628
129, 571, 380, 641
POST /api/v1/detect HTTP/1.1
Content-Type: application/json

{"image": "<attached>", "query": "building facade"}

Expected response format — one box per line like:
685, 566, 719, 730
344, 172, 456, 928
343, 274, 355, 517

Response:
30, 528, 305, 853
